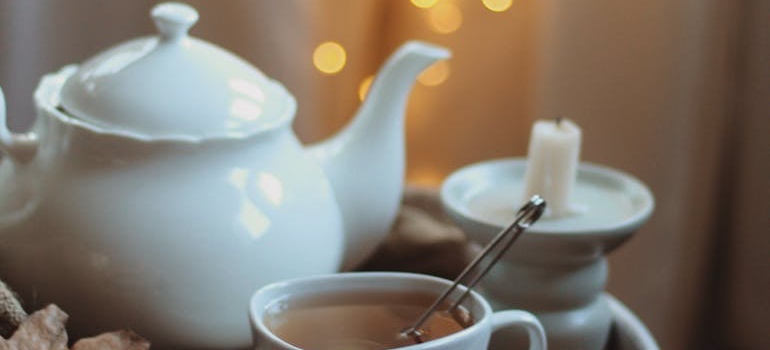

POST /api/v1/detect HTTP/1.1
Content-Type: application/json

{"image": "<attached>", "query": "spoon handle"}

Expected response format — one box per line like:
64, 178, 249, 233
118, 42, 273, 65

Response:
403, 195, 546, 341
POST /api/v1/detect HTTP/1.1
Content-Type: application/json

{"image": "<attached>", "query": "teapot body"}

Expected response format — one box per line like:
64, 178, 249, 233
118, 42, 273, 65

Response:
0, 3, 450, 343
0, 87, 344, 348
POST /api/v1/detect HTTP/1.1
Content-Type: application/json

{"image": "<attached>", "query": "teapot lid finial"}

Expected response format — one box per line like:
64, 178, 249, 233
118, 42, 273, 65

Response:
151, 2, 199, 42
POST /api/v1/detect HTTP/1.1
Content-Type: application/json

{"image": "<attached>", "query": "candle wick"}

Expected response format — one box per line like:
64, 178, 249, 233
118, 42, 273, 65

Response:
555, 116, 563, 126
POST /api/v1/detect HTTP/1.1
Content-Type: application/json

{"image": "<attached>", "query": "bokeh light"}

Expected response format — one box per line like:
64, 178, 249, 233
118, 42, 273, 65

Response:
409, 167, 444, 186
418, 60, 450, 86
313, 41, 347, 74
482, 0, 514, 12
410, 0, 440, 9
428, 2, 462, 34
358, 75, 374, 101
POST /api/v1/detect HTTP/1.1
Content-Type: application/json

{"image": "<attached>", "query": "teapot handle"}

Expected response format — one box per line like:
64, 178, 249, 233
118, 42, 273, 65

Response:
0, 86, 38, 163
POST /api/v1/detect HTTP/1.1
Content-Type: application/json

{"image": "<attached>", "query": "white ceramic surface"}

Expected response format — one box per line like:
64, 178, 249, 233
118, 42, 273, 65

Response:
308, 41, 450, 270
59, 2, 294, 139
249, 272, 547, 350
440, 158, 654, 350
442, 158, 654, 238
0, 3, 449, 349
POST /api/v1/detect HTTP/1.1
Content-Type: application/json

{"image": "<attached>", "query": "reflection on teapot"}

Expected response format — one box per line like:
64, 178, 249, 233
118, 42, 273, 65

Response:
0, 3, 450, 349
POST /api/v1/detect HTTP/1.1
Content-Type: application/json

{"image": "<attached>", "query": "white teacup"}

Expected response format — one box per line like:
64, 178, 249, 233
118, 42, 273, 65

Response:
249, 272, 546, 350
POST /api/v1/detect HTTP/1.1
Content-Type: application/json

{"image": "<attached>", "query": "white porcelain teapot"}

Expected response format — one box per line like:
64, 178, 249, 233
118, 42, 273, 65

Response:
0, 3, 449, 349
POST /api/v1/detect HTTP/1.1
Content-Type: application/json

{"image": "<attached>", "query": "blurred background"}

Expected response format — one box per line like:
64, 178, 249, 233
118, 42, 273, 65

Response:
0, 0, 767, 348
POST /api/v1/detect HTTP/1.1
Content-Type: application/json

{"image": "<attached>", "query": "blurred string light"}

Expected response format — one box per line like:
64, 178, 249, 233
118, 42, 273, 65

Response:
482, 0, 514, 12
358, 75, 374, 101
409, 167, 444, 186
418, 60, 450, 86
410, 0, 440, 9
428, 2, 462, 34
313, 41, 346, 74
326, 0, 470, 100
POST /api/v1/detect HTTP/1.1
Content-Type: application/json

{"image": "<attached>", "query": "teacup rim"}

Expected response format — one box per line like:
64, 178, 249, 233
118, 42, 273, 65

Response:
248, 271, 493, 350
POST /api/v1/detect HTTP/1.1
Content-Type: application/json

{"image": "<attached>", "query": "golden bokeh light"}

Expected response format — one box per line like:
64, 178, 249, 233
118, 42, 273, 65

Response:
428, 2, 462, 34
418, 60, 450, 86
482, 0, 514, 12
408, 167, 444, 187
358, 75, 375, 101
313, 41, 347, 74
410, 0, 441, 9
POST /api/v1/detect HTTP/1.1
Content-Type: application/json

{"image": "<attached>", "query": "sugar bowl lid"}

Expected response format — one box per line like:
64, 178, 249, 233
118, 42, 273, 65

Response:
59, 2, 295, 139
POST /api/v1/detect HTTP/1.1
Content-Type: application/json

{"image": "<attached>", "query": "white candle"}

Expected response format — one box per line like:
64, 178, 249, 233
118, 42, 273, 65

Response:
522, 118, 581, 217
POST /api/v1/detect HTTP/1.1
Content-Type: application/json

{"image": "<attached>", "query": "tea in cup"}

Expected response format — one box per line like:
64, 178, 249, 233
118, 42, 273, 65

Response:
249, 272, 546, 350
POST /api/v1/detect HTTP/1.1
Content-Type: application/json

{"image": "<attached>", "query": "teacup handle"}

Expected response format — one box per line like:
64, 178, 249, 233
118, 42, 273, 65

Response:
490, 310, 547, 350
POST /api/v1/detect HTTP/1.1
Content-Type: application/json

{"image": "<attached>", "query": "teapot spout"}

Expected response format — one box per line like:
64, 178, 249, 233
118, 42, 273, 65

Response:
308, 41, 450, 270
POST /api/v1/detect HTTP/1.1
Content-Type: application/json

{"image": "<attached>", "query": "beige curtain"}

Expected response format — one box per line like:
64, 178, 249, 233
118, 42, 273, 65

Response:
1, 1, 766, 348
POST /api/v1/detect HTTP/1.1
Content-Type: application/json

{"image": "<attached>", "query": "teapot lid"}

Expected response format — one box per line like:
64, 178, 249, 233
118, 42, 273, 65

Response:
59, 2, 295, 139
